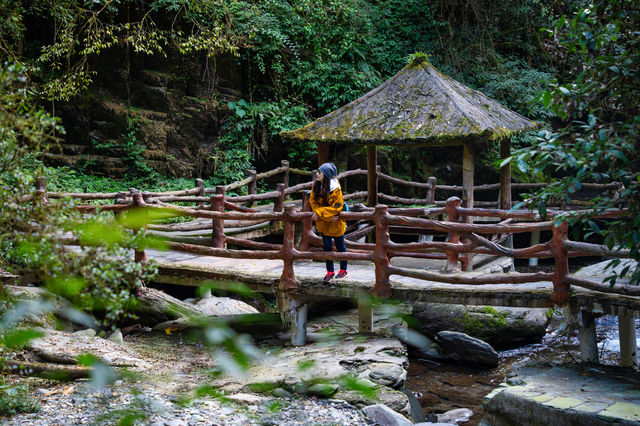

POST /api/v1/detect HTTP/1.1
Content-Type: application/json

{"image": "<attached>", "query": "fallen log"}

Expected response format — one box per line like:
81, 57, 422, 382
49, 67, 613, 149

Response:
2, 360, 91, 380
132, 288, 202, 326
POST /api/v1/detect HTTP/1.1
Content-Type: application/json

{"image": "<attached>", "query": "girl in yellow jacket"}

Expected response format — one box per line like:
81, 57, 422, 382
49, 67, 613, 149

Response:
310, 162, 348, 282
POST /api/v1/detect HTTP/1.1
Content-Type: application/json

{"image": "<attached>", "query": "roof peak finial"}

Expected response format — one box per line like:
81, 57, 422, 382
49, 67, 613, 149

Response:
407, 52, 429, 66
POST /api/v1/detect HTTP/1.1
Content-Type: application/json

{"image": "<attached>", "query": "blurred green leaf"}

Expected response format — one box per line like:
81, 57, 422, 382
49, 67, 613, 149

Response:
1, 328, 43, 349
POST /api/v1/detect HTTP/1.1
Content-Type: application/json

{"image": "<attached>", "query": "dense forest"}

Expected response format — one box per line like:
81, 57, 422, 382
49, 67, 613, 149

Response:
0, 0, 638, 419
2, 0, 561, 181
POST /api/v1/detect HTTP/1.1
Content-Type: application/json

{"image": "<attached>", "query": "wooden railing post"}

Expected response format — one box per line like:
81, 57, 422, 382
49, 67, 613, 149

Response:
195, 178, 205, 207
210, 194, 226, 248
299, 190, 312, 252
274, 183, 285, 212
34, 176, 48, 205
247, 170, 257, 207
426, 176, 436, 205
130, 190, 147, 263
370, 204, 391, 298
281, 160, 289, 190
550, 222, 570, 304
113, 191, 127, 224
279, 204, 298, 291
443, 197, 462, 272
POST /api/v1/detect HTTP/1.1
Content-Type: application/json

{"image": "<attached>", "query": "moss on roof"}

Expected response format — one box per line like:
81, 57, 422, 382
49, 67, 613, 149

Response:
280, 60, 538, 146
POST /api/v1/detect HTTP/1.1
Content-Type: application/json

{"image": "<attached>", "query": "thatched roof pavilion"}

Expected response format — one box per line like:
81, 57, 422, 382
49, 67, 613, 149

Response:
281, 54, 538, 215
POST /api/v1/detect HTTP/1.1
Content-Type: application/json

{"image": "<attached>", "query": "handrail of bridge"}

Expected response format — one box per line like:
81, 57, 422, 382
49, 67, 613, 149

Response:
41, 182, 633, 305
30, 160, 624, 212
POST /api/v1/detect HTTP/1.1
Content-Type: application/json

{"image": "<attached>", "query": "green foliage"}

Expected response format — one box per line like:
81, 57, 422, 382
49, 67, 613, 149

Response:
0, 378, 40, 416
215, 98, 312, 182
90, 116, 157, 181
0, 0, 244, 101
512, 0, 640, 285
0, 63, 157, 327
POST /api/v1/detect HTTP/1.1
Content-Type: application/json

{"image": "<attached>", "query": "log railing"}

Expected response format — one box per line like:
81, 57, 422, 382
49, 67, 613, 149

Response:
29, 160, 623, 213
25, 163, 634, 304
42, 183, 632, 305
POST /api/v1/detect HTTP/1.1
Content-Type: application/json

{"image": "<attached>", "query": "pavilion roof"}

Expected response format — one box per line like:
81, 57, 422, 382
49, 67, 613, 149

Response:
280, 57, 538, 146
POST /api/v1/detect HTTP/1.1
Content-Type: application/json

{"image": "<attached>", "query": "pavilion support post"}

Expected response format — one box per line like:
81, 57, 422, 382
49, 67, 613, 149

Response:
499, 139, 512, 210
499, 138, 514, 269
578, 310, 599, 363
358, 297, 373, 333
618, 311, 638, 368
370, 204, 391, 298
462, 143, 474, 213
367, 145, 378, 208
318, 142, 330, 166
462, 143, 474, 271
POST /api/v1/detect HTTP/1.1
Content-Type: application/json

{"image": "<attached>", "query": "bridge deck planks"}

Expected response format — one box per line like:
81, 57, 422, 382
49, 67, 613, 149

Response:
148, 250, 640, 314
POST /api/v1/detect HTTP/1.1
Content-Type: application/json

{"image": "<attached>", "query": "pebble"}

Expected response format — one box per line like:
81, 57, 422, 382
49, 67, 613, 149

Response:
3, 382, 373, 425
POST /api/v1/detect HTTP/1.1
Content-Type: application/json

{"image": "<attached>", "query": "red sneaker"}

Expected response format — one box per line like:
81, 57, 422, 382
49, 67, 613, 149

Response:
336, 270, 348, 279
323, 271, 335, 283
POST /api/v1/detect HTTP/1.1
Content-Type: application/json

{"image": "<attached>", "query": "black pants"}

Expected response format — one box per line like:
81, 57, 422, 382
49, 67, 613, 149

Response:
322, 234, 347, 272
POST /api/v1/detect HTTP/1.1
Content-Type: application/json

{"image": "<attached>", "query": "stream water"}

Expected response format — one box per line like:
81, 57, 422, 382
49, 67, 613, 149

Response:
405, 315, 640, 425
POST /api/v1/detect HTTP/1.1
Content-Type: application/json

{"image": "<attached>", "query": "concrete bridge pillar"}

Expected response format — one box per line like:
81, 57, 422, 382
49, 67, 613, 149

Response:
618, 311, 638, 368
529, 230, 540, 267
291, 301, 309, 346
578, 310, 599, 363
358, 297, 373, 333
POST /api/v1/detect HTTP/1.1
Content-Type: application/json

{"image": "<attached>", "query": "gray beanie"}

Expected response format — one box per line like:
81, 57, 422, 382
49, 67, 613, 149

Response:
318, 162, 337, 179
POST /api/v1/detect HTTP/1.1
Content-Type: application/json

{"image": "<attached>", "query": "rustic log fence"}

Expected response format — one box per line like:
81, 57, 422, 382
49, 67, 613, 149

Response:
28, 165, 631, 305
57, 188, 634, 303
26, 170, 638, 362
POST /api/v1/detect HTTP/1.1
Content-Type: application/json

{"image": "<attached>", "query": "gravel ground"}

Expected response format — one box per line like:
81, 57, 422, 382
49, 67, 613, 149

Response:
3, 378, 373, 425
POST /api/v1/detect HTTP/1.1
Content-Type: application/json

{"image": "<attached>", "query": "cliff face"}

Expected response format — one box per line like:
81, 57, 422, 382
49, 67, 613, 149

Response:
46, 48, 244, 178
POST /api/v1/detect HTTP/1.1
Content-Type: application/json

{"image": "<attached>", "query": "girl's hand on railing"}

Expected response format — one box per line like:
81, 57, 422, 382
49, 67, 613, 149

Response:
311, 212, 319, 221
332, 215, 340, 222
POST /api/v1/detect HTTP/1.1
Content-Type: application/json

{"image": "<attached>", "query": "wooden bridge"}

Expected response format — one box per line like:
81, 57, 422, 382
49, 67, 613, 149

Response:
29, 161, 638, 367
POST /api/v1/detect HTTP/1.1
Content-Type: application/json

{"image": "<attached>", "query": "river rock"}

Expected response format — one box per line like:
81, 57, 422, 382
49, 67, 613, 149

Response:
108, 330, 124, 345
74, 329, 97, 338
411, 303, 551, 349
239, 336, 407, 391
435, 331, 499, 368
193, 296, 259, 316
336, 387, 410, 417
307, 383, 339, 397
27, 330, 151, 369
437, 408, 473, 424
4, 285, 65, 329
362, 403, 413, 426
366, 362, 406, 387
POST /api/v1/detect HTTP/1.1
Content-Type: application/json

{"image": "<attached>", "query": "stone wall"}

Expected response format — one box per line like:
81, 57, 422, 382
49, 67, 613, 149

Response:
45, 47, 244, 178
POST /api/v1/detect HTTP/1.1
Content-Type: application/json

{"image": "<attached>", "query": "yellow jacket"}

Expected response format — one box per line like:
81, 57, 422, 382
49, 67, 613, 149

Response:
310, 179, 347, 237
